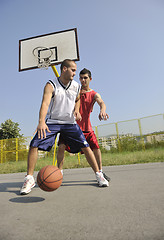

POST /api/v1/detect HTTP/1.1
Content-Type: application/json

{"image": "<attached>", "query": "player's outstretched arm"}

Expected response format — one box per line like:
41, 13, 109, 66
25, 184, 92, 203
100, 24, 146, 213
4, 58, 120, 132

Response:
36, 83, 53, 139
94, 93, 109, 121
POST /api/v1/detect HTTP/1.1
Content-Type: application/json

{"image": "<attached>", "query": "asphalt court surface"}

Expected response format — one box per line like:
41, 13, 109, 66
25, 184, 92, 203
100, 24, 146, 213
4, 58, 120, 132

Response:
0, 163, 164, 240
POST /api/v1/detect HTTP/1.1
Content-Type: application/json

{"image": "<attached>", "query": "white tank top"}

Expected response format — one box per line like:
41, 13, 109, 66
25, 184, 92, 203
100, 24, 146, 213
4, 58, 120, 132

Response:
46, 77, 81, 124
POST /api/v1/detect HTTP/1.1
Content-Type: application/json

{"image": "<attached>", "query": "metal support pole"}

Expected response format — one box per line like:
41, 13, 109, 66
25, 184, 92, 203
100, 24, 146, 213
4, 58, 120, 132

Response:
77, 152, 80, 165
51, 65, 59, 77
53, 136, 58, 166
51, 65, 59, 166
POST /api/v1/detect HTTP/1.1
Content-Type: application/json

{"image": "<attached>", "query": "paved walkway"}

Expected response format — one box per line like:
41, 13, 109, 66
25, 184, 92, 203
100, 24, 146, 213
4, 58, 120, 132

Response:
0, 163, 164, 240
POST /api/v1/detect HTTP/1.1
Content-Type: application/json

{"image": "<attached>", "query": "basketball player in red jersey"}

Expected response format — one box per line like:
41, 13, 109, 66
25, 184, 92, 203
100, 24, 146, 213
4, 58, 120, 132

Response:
57, 68, 110, 182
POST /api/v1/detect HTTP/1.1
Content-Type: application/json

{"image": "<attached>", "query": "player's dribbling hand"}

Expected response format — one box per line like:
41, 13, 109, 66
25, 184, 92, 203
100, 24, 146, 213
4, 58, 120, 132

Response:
34, 122, 51, 139
99, 112, 109, 121
74, 111, 82, 121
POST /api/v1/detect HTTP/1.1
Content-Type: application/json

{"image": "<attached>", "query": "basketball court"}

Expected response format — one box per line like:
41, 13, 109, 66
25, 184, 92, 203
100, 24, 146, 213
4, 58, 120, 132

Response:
8, 29, 163, 239
0, 163, 164, 240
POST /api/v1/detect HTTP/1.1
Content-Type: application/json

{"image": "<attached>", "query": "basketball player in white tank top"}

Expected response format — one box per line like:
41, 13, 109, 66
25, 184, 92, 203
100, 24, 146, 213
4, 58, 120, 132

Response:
46, 77, 81, 124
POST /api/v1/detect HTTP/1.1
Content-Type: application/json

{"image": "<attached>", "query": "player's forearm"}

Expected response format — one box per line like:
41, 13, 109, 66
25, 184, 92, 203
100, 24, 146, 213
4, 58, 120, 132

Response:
74, 98, 82, 121
99, 101, 109, 120
74, 98, 80, 113
38, 83, 53, 124
38, 102, 49, 123
99, 101, 106, 112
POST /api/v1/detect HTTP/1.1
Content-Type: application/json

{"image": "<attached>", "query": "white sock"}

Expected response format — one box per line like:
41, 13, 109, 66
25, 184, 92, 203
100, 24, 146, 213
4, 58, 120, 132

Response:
99, 169, 103, 173
26, 174, 33, 178
60, 169, 63, 175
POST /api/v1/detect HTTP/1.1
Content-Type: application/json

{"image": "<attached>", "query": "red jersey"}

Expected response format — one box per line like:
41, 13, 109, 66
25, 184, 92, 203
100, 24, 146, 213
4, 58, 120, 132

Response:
77, 90, 97, 131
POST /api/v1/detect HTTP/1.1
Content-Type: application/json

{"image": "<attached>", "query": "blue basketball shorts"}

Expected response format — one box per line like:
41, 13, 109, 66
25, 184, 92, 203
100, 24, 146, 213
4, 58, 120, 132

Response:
30, 124, 89, 152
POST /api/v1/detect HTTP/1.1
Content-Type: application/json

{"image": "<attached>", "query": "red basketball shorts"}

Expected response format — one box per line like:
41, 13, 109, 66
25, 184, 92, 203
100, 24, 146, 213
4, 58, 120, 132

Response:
58, 131, 99, 153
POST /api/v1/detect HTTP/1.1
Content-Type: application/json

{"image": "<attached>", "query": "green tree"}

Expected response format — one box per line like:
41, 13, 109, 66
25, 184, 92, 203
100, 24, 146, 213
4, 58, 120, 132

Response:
0, 119, 23, 140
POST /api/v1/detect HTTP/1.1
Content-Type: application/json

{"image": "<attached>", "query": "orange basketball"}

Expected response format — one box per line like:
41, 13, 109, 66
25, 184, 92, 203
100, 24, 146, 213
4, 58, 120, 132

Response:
37, 165, 63, 191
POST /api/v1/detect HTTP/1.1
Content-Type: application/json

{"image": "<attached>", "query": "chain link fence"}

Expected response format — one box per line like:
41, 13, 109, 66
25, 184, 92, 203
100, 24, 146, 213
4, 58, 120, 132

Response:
1, 113, 164, 163
94, 113, 164, 152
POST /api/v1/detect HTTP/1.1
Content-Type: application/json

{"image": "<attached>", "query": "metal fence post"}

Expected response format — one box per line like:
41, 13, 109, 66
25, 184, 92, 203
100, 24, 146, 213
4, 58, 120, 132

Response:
77, 152, 80, 164
1, 140, 3, 163
115, 122, 121, 152
16, 138, 18, 162
95, 126, 99, 143
138, 119, 145, 150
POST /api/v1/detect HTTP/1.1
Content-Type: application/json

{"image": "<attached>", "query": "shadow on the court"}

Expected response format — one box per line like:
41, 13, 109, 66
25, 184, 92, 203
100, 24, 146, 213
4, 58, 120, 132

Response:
0, 182, 39, 195
0, 179, 105, 197
62, 180, 100, 187
9, 196, 45, 203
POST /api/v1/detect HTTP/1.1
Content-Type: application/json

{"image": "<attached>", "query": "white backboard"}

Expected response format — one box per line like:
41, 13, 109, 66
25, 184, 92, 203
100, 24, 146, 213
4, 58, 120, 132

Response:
19, 28, 80, 71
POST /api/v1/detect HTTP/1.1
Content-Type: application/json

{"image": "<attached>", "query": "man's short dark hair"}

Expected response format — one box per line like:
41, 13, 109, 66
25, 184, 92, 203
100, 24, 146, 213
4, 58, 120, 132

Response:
60, 59, 75, 72
79, 68, 92, 78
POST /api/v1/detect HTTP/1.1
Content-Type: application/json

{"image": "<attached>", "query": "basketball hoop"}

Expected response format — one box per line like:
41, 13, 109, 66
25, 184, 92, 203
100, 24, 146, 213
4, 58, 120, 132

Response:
32, 46, 53, 70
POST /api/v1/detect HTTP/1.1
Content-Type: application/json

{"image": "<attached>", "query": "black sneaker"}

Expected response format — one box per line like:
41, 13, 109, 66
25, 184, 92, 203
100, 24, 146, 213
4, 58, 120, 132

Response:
103, 172, 111, 182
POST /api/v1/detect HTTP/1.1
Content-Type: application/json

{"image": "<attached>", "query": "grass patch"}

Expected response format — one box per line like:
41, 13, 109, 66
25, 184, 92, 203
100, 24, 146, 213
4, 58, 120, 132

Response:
0, 148, 164, 174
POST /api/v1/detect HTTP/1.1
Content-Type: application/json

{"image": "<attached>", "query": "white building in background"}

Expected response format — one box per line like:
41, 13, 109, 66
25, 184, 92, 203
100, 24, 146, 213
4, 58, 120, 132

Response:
98, 136, 117, 150
98, 133, 137, 150
146, 133, 164, 143
98, 132, 164, 150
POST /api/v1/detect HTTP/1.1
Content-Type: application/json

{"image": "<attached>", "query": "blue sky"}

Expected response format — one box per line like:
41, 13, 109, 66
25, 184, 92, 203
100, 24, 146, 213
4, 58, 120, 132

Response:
0, 0, 164, 136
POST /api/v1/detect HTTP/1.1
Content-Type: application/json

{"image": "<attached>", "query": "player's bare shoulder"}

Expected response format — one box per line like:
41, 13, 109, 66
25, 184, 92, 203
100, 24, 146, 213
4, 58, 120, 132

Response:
47, 81, 54, 89
43, 82, 54, 96
94, 92, 102, 102
94, 92, 101, 99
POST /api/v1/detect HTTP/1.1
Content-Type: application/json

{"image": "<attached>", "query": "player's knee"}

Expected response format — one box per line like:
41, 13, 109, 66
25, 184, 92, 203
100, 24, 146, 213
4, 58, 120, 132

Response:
81, 146, 90, 153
